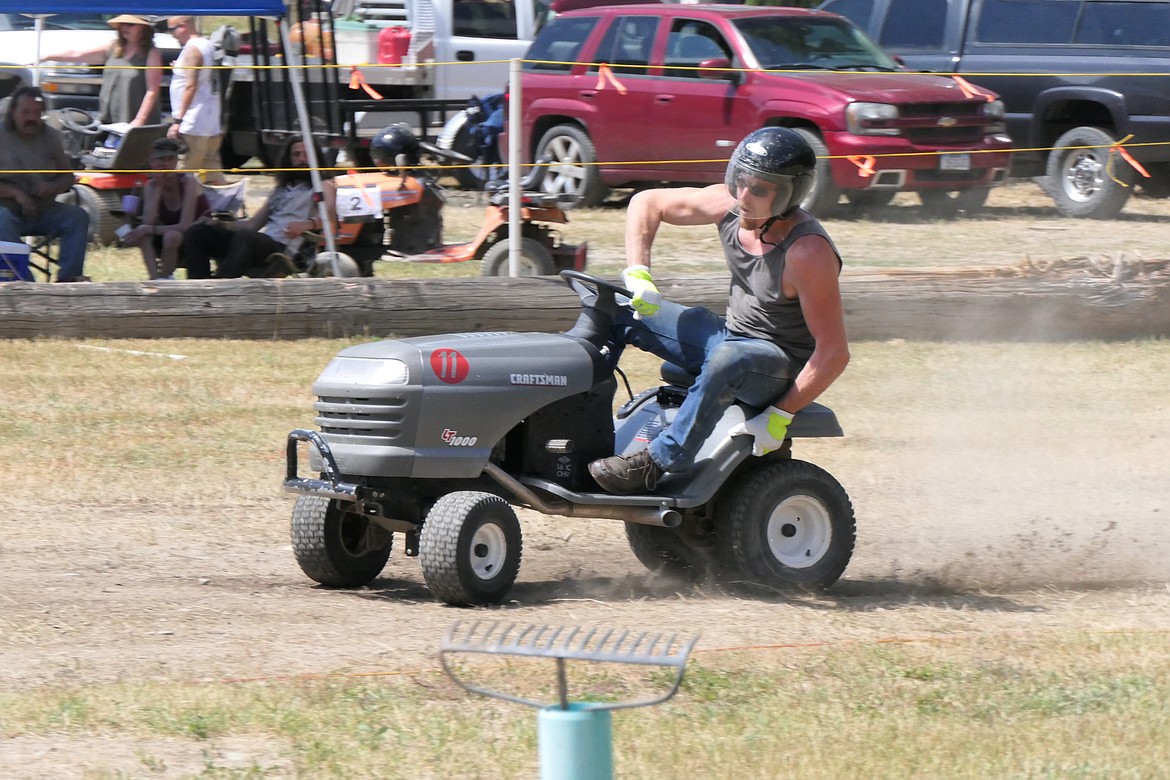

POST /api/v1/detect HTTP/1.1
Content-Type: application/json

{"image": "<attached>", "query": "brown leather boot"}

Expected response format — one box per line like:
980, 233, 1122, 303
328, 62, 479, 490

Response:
588, 449, 664, 495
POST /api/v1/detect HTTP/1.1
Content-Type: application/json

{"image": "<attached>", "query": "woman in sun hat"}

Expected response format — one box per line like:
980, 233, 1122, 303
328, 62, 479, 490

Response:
97, 14, 163, 126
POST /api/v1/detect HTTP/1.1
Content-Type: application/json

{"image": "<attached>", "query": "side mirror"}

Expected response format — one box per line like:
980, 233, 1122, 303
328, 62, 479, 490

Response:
698, 57, 737, 84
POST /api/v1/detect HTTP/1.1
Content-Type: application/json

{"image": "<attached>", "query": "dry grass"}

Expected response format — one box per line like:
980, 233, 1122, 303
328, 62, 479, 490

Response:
0, 632, 1166, 778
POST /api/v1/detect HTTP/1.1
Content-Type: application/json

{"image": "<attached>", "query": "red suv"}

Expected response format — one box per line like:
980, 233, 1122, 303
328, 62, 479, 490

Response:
512, 4, 1013, 214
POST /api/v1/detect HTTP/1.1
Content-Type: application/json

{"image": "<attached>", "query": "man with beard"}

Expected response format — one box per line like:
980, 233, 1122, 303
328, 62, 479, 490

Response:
587, 127, 850, 495
182, 137, 334, 278
0, 87, 90, 282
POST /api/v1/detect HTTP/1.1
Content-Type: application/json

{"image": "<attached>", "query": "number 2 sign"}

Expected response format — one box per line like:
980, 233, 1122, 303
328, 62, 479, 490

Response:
335, 184, 383, 222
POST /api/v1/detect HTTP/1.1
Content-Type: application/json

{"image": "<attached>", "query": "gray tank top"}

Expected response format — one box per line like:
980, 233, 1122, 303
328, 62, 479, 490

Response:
98, 46, 160, 126
719, 211, 842, 362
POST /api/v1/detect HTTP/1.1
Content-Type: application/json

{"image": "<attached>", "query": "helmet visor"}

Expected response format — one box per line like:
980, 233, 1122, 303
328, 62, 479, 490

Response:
726, 169, 794, 219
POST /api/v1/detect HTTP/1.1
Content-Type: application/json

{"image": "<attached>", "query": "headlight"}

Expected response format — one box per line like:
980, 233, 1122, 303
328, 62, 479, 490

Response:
845, 102, 900, 136
982, 99, 1005, 120
317, 357, 409, 386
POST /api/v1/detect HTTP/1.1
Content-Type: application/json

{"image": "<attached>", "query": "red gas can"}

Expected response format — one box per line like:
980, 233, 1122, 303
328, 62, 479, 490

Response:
378, 26, 411, 64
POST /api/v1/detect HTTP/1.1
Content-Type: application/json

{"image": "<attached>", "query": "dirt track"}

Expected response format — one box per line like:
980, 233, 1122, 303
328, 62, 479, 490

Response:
4, 342, 1169, 692
4, 497, 1169, 693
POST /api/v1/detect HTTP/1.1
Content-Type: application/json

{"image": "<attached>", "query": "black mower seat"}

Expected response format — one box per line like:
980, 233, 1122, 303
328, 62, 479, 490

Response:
660, 362, 697, 388
660, 357, 798, 389
659, 362, 841, 437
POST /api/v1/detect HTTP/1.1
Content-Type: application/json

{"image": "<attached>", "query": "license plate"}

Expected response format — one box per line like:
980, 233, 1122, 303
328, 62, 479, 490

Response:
940, 153, 971, 171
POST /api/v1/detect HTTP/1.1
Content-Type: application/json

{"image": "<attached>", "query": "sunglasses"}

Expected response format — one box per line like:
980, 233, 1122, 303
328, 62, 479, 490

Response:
168, 23, 184, 32
737, 177, 778, 199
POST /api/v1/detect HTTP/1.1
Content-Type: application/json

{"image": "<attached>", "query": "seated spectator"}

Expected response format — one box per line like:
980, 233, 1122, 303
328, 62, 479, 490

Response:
121, 138, 210, 279
183, 137, 335, 279
0, 87, 90, 282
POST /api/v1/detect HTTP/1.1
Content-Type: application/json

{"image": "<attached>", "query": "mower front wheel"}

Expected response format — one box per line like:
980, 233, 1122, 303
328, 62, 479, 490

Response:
60, 185, 120, 246
419, 491, 523, 606
291, 495, 393, 587
721, 459, 855, 590
480, 237, 555, 276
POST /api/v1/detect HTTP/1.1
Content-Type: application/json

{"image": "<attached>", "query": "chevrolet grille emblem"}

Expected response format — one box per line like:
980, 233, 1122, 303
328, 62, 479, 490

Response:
937, 117, 958, 127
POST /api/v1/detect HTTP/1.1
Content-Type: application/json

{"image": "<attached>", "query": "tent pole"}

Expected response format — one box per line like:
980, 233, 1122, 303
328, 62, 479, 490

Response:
278, 14, 340, 275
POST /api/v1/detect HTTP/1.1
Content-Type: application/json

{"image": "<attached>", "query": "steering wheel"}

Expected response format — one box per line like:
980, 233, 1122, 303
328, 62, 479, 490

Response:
56, 107, 102, 137
560, 269, 634, 314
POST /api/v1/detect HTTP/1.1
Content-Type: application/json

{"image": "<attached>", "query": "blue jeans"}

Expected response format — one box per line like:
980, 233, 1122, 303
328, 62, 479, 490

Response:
611, 301, 797, 472
0, 201, 89, 279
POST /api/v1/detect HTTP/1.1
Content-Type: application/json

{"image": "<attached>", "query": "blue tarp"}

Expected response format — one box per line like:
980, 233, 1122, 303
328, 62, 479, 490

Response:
0, 0, 287, 15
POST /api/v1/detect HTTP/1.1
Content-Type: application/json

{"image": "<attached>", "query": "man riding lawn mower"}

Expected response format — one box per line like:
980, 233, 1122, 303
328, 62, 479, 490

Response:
283, 128, 854, 605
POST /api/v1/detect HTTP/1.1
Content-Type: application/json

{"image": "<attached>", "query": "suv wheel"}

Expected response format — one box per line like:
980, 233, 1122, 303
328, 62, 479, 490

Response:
536, 124, 609, 207
792, 128, 840, 215
1046, 127, 1132, 219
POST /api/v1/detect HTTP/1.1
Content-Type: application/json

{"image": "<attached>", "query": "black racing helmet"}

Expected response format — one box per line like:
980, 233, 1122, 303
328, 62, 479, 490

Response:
725, 127, 817, 219
370, 122, 421, 169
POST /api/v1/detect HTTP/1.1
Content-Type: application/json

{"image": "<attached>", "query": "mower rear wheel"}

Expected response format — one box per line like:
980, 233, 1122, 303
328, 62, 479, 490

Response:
625, 518, 720, 583
291, 495, 393, 587
61, 185, 120, 246
481, 237, 555, 276
721, 459, 854, 590
419, 492, 522, 606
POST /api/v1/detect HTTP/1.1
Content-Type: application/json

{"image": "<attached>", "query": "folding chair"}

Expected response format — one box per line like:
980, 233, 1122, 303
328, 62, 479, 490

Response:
116, 179, 248, 279
201, 179, 249, 221
20, 235, 61, 282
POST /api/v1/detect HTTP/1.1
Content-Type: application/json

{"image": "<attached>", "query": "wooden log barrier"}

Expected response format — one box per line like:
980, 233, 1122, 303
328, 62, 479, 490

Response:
1, 263, 1169, 341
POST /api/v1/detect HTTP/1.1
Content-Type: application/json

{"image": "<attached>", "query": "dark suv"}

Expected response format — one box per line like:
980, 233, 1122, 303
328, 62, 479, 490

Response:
819, 0, 1170, 217
513, 4, 1012, 213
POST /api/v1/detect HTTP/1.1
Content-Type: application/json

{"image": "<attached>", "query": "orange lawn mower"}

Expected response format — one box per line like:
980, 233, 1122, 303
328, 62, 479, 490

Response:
51, 108, 169, 246
328, 124, 587, 277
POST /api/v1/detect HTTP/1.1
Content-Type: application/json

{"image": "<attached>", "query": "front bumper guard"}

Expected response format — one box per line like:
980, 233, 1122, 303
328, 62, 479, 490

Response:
284, 429, 361, 502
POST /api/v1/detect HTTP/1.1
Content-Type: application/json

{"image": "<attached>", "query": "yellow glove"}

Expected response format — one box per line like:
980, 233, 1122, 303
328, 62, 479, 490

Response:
621, 264, 662, 318
729, 405, 794, 456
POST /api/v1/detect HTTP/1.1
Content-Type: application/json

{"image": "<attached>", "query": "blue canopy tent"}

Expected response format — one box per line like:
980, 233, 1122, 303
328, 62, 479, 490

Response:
7, 2, 287, 17
9, 0, 343, 260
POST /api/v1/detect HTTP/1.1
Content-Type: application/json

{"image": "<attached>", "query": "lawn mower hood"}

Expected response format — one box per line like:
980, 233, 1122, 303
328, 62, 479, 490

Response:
310, 331, 605, 479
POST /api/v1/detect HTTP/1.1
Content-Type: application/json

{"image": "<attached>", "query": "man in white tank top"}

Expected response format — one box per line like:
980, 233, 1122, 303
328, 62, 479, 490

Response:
166, 16, 227, 185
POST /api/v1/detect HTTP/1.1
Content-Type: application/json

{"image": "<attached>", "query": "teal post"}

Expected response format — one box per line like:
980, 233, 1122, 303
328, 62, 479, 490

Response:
538, 703, 614, 780
439, 621, 696, 780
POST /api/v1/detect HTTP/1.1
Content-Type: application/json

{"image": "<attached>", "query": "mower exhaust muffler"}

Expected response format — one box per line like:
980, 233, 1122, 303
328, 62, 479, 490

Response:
483, 463, 682, 528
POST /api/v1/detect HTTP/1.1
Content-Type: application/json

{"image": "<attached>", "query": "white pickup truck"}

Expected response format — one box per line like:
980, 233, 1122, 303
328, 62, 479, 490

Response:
0, 13, 178, 105
330, 0, 542, 101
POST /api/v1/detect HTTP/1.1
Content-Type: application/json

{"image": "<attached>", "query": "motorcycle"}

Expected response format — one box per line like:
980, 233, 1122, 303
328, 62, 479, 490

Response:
435, 92, 505, 191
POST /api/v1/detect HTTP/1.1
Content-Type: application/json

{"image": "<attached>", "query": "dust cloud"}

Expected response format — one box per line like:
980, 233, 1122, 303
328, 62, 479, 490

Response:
814, 340, 1170, 591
